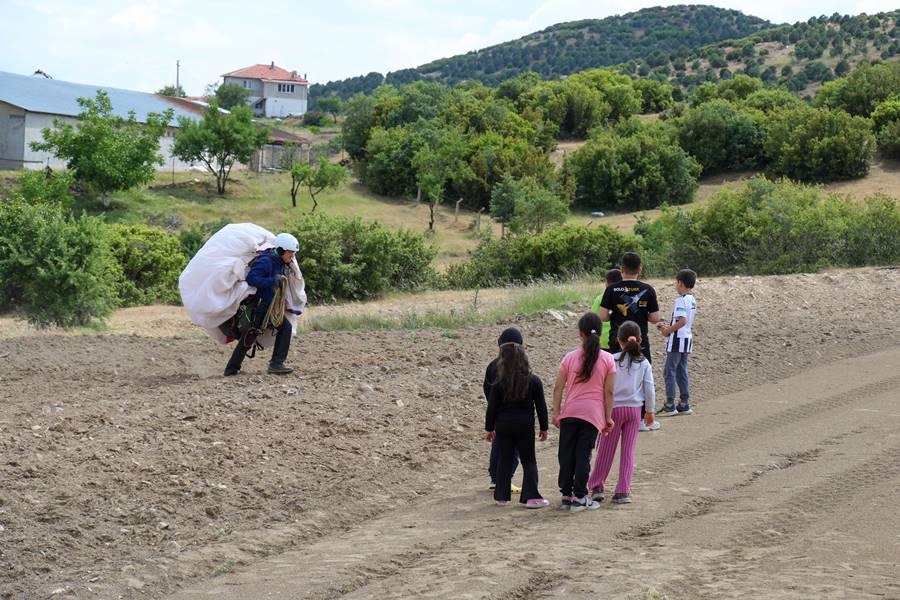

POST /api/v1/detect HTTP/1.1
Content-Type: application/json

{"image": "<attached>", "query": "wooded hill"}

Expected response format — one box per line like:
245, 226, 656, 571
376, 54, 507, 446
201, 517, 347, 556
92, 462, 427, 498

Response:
311, 5, 770, 103
311, 6, 900, 105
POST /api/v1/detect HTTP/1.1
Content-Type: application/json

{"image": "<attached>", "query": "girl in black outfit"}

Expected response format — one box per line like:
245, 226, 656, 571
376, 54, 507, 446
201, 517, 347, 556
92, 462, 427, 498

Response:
485, 340, 550, 508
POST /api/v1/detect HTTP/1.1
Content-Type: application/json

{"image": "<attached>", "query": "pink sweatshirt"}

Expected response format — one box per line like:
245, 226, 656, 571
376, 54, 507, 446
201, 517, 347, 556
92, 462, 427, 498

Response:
556, 348, 616, 432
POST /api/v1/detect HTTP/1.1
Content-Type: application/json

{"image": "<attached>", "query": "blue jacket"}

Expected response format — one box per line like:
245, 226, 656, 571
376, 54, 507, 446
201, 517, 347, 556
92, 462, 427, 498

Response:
246, 250, 285, 313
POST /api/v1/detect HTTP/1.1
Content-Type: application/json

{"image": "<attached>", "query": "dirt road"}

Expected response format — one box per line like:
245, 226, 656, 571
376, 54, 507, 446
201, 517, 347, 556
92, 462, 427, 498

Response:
1, 268, 898, 599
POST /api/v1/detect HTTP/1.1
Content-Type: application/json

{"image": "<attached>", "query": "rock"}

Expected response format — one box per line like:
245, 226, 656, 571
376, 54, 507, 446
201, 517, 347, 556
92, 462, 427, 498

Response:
358, 383, 374, 394
125, 577, 144, 589
545, 309, 566, 322
395, 399, 405, 407
158, 521, 170, 530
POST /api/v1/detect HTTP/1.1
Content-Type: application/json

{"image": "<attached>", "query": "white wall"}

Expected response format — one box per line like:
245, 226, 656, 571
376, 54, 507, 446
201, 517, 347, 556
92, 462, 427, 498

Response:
261, 81, 308, 117
21, 113, 200, 172
0, 101, 26, 170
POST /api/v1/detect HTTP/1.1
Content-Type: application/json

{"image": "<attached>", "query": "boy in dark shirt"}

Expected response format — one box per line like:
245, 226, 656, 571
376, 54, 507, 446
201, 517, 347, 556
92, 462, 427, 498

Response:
484, 328, 524, 491
597, 253, 662, 430
592, 268, 623, 352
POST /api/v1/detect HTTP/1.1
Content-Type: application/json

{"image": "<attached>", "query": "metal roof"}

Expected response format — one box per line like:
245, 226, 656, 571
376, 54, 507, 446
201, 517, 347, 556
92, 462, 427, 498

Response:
0, 71, 204, 126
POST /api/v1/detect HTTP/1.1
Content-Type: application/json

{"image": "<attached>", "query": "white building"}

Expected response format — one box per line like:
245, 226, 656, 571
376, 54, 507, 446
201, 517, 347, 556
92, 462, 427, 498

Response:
222, 62, 309, 118
0, 70, 207, 171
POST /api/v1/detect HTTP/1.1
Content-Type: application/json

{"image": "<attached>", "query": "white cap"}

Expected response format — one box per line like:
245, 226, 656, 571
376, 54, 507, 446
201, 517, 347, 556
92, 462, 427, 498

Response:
274, 232, 300, 253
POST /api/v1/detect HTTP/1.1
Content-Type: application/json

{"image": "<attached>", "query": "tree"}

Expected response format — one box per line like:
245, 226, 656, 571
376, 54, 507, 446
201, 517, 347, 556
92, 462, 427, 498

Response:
508, 178, 569, 235
289, 157, 348, 210
172, 100, 268, 194
412, 128, 471, 231
157, 85, 186, 97
316, 96, 343, 123
214, 83, 252, 110
764, 106, 875, 182
676, 100, 766, 174
490, 175, 519, 237
30, 90, 172, 195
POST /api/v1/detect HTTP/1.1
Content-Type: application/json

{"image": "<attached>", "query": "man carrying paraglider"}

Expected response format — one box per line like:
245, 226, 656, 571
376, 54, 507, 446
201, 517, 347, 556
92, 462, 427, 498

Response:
224, 232, 301, 376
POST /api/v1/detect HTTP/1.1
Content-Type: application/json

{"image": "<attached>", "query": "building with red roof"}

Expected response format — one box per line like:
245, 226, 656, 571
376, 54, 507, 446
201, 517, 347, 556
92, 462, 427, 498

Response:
222, 61, 309, 118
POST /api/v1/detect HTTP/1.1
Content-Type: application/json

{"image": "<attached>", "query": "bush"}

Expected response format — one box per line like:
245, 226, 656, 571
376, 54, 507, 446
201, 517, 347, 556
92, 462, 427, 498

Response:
638, 177, 899, 276
676, 100, 766, 174
876, 120, 900, 159
764, 107, 875, 182
107, 224, 186, 307
445, 224, 641, 288
286, 213, 436, 302
302, 111, 326, 126
814, 61, 900, 116
0, 200, 120, 327
19, 169, 75, 207
565, 127, 700, 211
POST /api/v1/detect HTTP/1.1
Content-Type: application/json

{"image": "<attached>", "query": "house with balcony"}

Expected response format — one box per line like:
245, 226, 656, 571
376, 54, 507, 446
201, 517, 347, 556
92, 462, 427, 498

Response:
222, 62, 309, 118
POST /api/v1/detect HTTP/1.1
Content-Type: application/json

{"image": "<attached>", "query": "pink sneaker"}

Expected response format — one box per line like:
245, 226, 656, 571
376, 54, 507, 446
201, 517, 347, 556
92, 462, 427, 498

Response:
526, 498, 550, 509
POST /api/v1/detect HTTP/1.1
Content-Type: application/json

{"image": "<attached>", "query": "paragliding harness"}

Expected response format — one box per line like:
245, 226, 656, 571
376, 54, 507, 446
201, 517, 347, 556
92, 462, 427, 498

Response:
218, 253, 289, 359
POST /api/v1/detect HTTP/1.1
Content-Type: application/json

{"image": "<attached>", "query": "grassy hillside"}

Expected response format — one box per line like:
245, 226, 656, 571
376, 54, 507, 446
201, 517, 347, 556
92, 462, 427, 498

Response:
635, 10, 900, 97
310, 5, 770, 103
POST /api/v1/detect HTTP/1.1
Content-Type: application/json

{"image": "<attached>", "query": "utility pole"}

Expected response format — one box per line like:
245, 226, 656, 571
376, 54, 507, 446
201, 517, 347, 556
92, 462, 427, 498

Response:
176, 60, 180, 95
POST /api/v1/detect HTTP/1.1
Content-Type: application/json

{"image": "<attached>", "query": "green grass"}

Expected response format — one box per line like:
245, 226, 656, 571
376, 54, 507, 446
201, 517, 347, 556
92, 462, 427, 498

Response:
305, 280, 599, 332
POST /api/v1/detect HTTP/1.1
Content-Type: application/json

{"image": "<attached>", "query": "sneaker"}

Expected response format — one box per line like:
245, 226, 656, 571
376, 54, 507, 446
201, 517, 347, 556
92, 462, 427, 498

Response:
496, 500, 510, 506
591, 489, 605, 502
560, 496, 574, 511
645, 421, 661, 431
511, 484, 522, 494
223, 367, 240, 376
612, 493, 632, 504
489, 481, 497, 490
676, 405, 693, 415
569, 495, 601, 512
525, 498, 550, 509
656, 405, 678, 417
267, 363, 293, 375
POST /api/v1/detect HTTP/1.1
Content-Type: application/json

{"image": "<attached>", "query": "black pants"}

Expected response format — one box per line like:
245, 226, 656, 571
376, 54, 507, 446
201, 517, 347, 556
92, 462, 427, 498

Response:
494, 413, 541, 503
558, 417, 598, 499
489, 438, 519, 483
226, 315, 292, 372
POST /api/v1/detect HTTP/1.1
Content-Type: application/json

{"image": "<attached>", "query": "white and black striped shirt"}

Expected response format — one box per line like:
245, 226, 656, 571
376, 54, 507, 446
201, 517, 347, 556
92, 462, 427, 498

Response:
665, 293, 696, 353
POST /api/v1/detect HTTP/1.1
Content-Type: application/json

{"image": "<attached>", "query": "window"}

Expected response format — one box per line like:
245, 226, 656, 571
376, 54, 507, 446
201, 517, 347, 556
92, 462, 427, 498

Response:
277, 83, 295, 94
243, 80, 250, 89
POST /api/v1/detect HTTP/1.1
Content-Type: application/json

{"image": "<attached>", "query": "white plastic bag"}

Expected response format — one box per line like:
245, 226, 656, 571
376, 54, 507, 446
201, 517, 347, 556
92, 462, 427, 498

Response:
178, 223, 307, 345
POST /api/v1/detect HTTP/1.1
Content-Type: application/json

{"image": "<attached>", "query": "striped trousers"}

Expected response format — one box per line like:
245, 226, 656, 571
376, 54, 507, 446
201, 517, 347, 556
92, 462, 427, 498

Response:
588, 406, 641, 495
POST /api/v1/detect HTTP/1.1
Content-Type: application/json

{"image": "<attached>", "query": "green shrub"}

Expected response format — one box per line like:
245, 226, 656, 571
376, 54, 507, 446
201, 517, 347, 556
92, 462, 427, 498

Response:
638, 177, 900, 276
0, 200, 120, 327
107, 224, 186, 307
764, 107, 875, 182
445, 224, 641, 288
565, 127, 700, 211
876, 120, 900, 159
19, 169, 75, 207
302, 111, 326, 126
676, 100, 766, 174
286, 213, 436, 302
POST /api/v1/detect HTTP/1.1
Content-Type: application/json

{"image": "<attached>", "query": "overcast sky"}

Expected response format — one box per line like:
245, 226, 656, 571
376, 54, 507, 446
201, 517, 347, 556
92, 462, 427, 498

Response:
1, 0, 895, 94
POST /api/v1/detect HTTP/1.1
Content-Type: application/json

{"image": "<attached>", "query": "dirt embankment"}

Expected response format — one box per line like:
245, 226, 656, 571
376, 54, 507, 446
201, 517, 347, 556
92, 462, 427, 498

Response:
1, 268, 898, 599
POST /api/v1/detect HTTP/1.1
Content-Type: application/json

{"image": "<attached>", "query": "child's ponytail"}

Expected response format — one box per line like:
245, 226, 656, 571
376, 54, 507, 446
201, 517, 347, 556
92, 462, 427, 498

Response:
616, 320, 644, 369
576, 312, 603, 383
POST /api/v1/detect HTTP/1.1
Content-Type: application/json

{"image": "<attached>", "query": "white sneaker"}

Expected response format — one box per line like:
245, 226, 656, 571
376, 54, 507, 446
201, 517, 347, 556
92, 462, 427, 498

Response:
569, 496, 601, 512
646, 421, 660, 431
639, 421, 650, 432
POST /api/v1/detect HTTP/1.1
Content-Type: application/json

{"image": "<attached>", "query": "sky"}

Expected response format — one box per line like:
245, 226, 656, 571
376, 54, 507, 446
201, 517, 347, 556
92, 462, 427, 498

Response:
1, 0, 896, 95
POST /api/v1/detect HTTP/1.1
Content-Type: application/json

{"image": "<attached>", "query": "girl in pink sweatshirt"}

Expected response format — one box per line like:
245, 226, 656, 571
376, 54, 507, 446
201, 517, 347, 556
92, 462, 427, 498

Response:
551, 312, 616, 511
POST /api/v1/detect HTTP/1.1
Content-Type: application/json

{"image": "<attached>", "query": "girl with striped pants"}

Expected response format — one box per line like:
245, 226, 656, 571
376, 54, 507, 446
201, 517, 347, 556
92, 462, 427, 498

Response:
587, 321, 655, 504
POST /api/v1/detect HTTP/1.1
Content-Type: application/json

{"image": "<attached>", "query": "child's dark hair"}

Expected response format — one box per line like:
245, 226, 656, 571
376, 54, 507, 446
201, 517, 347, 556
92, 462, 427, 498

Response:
605, 268, 622, 285
616, 321, 644, 367
497, 342, 531, 404
576, 312, 603, 383
676, 268, 697, 289
621, 252, 641, 274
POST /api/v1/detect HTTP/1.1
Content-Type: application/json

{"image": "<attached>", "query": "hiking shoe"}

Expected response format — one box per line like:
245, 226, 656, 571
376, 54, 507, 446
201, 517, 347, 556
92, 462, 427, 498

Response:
267, 363, 293, 375
612, 493, 632, 504
223, 367, 240, 376
569, 496, 601, 512
591, 489, 605, 502
656, 405, 678, 417
525, 498, 550, 509
676, 405, 693, 415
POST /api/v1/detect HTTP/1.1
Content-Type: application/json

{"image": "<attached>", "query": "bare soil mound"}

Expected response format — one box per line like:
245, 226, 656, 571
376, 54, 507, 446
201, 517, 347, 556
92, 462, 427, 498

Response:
1, 268, 898, 599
